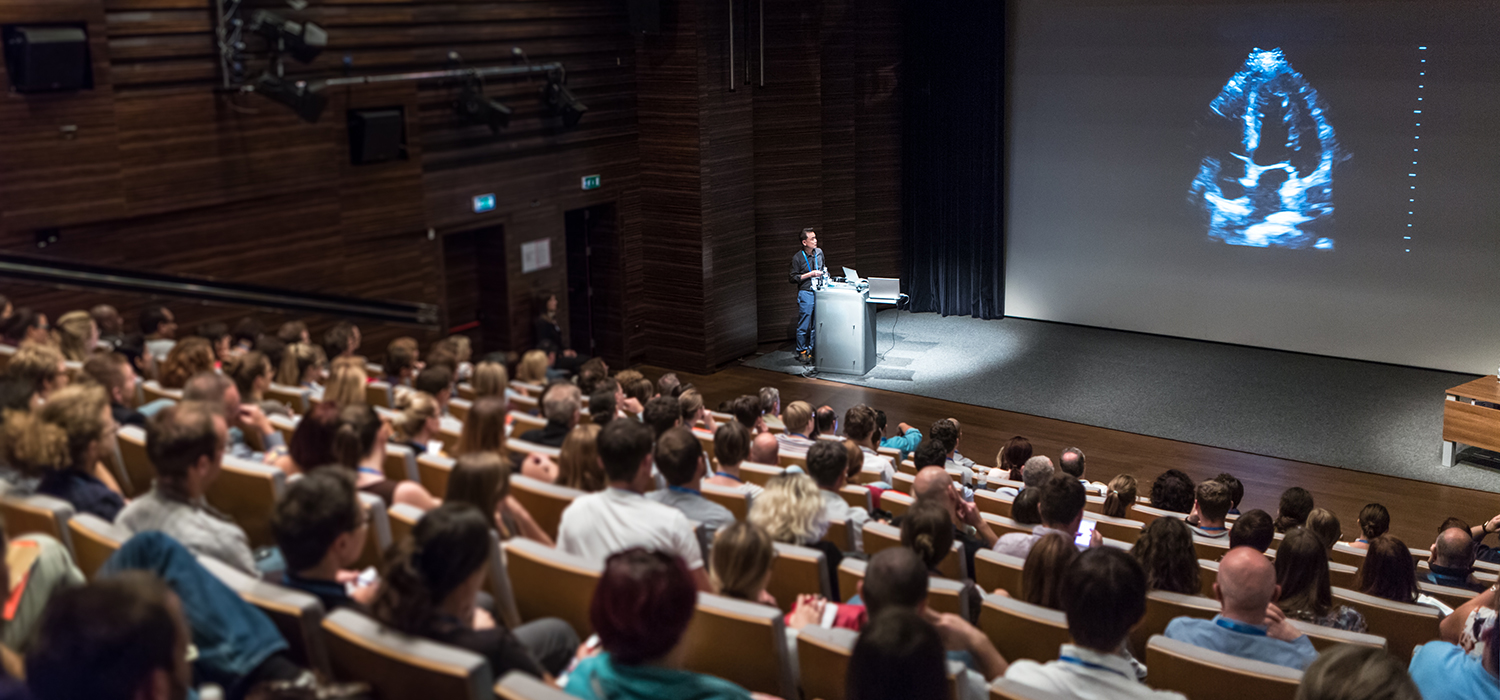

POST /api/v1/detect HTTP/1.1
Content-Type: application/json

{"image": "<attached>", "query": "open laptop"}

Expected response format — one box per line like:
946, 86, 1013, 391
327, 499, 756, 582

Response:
867, 277, 901, 303
842, 266, 860, 283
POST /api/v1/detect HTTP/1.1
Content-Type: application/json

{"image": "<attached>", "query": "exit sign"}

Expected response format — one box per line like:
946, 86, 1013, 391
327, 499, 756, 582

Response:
581, 174, 601, 190
472, 193, 496, 213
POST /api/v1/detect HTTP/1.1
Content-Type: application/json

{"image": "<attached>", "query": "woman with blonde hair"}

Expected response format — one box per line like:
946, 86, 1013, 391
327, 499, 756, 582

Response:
391, 390, 442, 455
277, 341, 326, 390
321, 361, 367, 407
0, 384, 123, 520
54, 310, 97, 362
443, 451, 552, 546
749, 473, 828, 546
515, 350, 548, 385
158, 336, 216, 389
711, 521, 779, 605
1102, 474, 1139, 519
557, 423, 605, 492
470, 361, 508, 399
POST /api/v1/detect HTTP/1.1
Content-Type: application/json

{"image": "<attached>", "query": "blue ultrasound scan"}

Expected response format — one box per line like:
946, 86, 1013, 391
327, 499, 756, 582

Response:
1189, 48, 1344, 250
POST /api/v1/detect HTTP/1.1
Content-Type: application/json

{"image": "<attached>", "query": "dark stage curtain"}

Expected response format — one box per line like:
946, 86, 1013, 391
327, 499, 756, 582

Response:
901, 0, 1005, 318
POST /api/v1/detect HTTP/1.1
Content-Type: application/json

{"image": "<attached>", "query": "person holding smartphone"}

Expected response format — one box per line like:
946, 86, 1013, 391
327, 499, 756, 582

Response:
993, 474, 1102, 561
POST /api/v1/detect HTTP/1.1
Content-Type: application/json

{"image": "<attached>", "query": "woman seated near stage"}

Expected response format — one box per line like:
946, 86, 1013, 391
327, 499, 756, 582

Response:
1131, 517, 1200, 595
280, 402, 440, 511
1356, 535, 1452, 615
1275, 528, 1367, 632
1352, 503, 1391, 550
556, 423, 606, 492
989, 435, 1033, 484
444, 452, 552, 546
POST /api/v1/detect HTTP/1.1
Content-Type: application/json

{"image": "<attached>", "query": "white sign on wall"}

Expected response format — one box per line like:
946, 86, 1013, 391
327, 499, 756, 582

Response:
521, 238, 551, 273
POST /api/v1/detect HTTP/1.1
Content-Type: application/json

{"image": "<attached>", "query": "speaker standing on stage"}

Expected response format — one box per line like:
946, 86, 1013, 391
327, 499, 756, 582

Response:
789, 227, 826, 363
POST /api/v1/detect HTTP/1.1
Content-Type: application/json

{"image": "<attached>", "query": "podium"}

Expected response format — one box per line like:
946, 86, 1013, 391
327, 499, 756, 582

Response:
813, 283, 878, 376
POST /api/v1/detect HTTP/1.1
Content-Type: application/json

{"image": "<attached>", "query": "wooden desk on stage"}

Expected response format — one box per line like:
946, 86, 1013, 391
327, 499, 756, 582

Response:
1443, 376, 1500, 466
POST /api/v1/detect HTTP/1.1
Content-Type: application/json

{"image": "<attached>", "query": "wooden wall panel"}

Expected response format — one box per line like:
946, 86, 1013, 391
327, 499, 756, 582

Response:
852, 0, 903, 280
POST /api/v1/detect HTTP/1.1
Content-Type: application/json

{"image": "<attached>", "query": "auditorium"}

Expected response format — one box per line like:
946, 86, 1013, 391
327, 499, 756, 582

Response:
0, 0, 1495, 698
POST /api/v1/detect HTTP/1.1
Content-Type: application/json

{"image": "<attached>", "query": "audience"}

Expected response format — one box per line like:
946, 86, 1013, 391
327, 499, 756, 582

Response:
928, 418, 977, 486
848, 609, 950, 700
1426, 526, 1487, 592
1131, 517, 1200, 595
995, 475, 1096, 559
1274, 528, 1366, 632
1356, 534, 1452, 614
641, 395, 681, 437
778, 400, 817, 453
1409, 613, 1500, 700
445, 452, 551, 545
1101, 473, 1138, 519
223, 351, 279, 416
470, 360, 509, 399
588, 389, 618, 427
1229, 509, 1276, 553
159, 337, 216, 389
9, 344, 69, 402
1352, 502, 1390, 550
678, 388, 716, 433
557, 423, 606, 492
1058, 446, 1105, 495
389, 390, 442, 455
843, 404, 894, 484
1306, 507, 1342, 550
557, 419, 712, 591
1, 383, 124, 520
182, 371, 282, 464
1012, 487, 1042, 525
1214, 473, 1244, 516
646, 427, 735, 531
1186, 479, 1231, 539
703, 421, 764, 499
1019, 532, 1078, 610
139, 304, 177, 361
877, 412, 923, 462
1149, 469, 1195, 513
709, 521, 779, 606
82, 352, 146, 427
749, 430, 780, 466
806, 439, 873, 552
54, 310, 97, 362
901, 501, 956, 576
320, 361, 366, 406
520, 382, 582, 447
273, 469, 374, 610
2, 307, 50, 347
998, 455, 1053, 498
748, 473, 829, 549
412, 365, 454, 415
326, 403, 441, 511
385, 338, 422, 387
374, 503, 580, 680
909, 465, 998, 574
1298, 644, 1421, 700
1003, 547, 1180, 699
758, 387, 783, 431
1164, 547, 1318, 670
0, 517, 83, 656
1275, 486, 1315, 533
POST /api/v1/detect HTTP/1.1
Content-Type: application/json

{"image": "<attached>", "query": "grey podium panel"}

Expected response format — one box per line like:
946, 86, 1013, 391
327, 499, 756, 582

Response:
814, 285, 877, 375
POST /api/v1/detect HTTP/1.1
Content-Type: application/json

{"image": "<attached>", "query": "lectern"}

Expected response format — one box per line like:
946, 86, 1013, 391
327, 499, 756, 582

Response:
813, 283, 877, 375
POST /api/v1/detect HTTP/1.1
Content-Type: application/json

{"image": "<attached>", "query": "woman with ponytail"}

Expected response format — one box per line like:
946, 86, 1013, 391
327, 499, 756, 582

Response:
313, 403, 439, 511
1275, 486, 1315, 533
900, 500, 983, 622
1101, 474, 1138, 519
0, 384, 124, 520
373, 503, 579, 679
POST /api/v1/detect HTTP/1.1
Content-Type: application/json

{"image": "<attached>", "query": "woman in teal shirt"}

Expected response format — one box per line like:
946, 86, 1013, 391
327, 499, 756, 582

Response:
565, 549, 752, 700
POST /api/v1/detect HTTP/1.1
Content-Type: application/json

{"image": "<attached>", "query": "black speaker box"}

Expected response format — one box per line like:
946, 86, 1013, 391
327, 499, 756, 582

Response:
3, 24, 92, 93
347, 108, 405, 165
628, 0, 661, 35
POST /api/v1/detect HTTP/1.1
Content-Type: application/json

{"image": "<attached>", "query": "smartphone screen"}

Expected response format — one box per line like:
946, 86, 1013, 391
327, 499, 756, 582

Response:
1074, 519, 1097, 547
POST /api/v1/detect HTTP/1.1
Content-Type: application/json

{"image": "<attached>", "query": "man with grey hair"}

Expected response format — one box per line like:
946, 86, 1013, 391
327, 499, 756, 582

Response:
1058, 446, 1107, 495
759, 387, 783, 431
996, 455, 1054, 498
520, 381, 581, 447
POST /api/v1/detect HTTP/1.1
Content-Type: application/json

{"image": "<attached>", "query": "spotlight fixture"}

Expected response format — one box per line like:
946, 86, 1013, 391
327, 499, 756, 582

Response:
543, 71, 587, 128
454, 79, 511, 133
249, 10, 327, 64
255, 72, 327, 123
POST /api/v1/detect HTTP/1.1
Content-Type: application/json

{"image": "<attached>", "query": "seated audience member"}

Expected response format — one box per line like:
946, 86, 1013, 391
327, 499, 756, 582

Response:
390, 390, 442, 455
159, 337, 216, 389
623, 376, 655, 411
843, 405, 894, 484
1012, 487, 1043, 526
877, 411, 922, 462
910, 465, 999, 573
1274, 486, 1315, 533
1058, 446, 1106, 495
748, 473, 828, 549
456, 395, 555, 482
711, 521, 779, 606
470, 360, 508, 399
1356, 534, 1452, 613
385, 337, 422, 387
994, 435, 1034, 483
678, 388, 717, 432
327, 403, 440, 511
26, 572, 191, 700
224, 351, 282, 417
446, 452, 552, 546
1215, 473, 1244, 516
1102, 474, 1139, 519
1164, 547, 1319, 670
82, 352, 146, 427
997, 455, 1053, 498
254, 335, 286, 377
9, 343, 69, 401
610, 376, 647, 418
848, 609, 953, 700
902, 501, 957, 577
0, 518, 84, 655
704, 422, 765, 500
1306, 508, 1343, 551
656, 372, 681, 398
1230, 509, 1276, 553
1019, 533, 1078, 609
515, 349, 550, 386
759, 387, 783, 431
277, 321, 310, 345
182, 371, 283, 463
813, 405, 838, 439
557, 420, 711, 591
749, 430, 780, 466
777, 400, 817, 453
574, 359, 606, 396
139, 304, 177, 361
1, 384, 124, 520
1004, 547, 1184, 699
414, 366, 454, 416
520, 382, 582, 447
321, 321, 361, 361
229, 317, 261, 354
375, 503, 579, 679
1274, 528, 1366, 632
1409, 623, 1500, 700
319, 361, 365, 406
647, 427, 736, 532
1, 307, 48, 347
1299, 644, 1421, 700
995, 475, 1097, 559
911, 437, 974, 503
557, 423, 606, 492
54, 310, 97, 362
1132, 517, 1200, 595
928, 418, 977, 485
1352, 503, 1390, 550
1149, 469, 1195, 513
566, 549, 752, 700
641, 395, 681, 438
588, 389, 618, 428
119, 403, 257, 573
273, 470, 375, 610
196, 322, 232, 364
806, 438, 873, 552
1427, 526, 1488, 592
1187, 479, 1232, 539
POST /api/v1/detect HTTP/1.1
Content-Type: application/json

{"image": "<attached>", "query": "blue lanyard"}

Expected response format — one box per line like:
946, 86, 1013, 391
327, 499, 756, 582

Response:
714, 471, 744, 483
1215, 617, 1267, 636
1058, 656, 1130, 679
358, 466, 383, 478
668, 485, 702, 496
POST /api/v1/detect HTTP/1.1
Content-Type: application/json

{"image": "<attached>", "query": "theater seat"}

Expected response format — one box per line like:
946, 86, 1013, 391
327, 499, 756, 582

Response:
1418, 581, 1479, 610
265, 383, 311, 413
510, 410, 547, 438
141, 380, 183, 404
506, 438, 561, 462
1086, 513, 1144, 544
205, 455, 286, 549
836, 558, 964, 617
485, 530, 523, 630
322, 607, 493, 699
1129, 503, 1187, 528
1331, 586, 1441, 662
0, 493, 76, 554
1129, 590, 1220, 659
740, 463, 783, 486
365, 381, 394, 408
977, 594, 1070, 664
824, 515, 853, 552
417, 452, 455, 499
839, 484, 873, 511
1327, 560, 1359, 590
508, 393, 540, 416
779, 452, 808, 470
116, 425, 156, 498
974, 490, 1012, 519
67, 513, 128, 581
881, 491, 913, 518
765, 541, 830, 610
701, 482, 749, 521
509, 475, 585, 541
198, 555, 332, 677
797, 625, 859, 700
448, 397, 471, 422
892, 472, 916, 494
862, 521, 964, 579
1145, 634, 1301, 700
1198, 559, 1220, 598
979, 513, 1031, 539
269, 414, 299, 446
352, 492, 394, 571
1287, 620, 1386, 653
973, 549, 1025, 598
494, 670, 576, 700
384, 442, 420, 483
388, 502, 424, 545
1191, 535, 1231, 562
510, 380, 544, 396
503, 538, 601, 637
680, 592, 798, 699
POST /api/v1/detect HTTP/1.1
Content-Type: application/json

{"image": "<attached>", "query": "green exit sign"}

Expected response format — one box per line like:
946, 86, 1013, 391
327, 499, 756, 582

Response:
581, 174, 601, 190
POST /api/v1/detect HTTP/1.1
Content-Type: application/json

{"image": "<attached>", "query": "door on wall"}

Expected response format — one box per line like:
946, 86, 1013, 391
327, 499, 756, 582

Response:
564, 203, 621, 366
443, 225, 508, 356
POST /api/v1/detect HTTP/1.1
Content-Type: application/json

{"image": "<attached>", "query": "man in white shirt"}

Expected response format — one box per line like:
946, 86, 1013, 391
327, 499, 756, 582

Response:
1187, 479, 1232, 539
993, 475, 1100, 559
557, 418, 712, 591
1004, 547, 1187, 699
805, 439, 872, 552
777, 400, 817, 454
842, 404, 894, 486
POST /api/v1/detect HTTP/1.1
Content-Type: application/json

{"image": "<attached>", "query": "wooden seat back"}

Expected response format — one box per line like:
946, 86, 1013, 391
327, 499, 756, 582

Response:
1287, 620, 1386, 653
701, 483, 749, 521
881, 491, 913, 518
205, 455, 287, 549
862, 521, 963, 579
779, 451, 808, 470
510, 410, 547, 437
824, 515, 853, 552
265, 384, 310, 413
1129, 590, 1220, 658
388, 502, 423, 546
503, 538, 601, 637
797, 625, 859, 700
973, 549, 1025, 597
765, 541, 831, 610
1085, 512, 1144, 544
1145, 634, 1301, 700
66, 513, 128, 581
383, 442, 419, 483
199, 555, 332, 677
740, 463, 783, 486
323, 607, 492, 699
974, 490, 1012, 519
116, 425, 156, 498
416, 453, 455, 500
1331, 586, 1441, 662
365, 381, 394, 408
0, 493, 75, 553
680, 592, 797, 699
1191, 535, 1231, 562
509, 475, 585, 541
352, 491, 394, 571
977, 594, 1070, 664
989, 678, 1077, 700
839, 484, 872, 511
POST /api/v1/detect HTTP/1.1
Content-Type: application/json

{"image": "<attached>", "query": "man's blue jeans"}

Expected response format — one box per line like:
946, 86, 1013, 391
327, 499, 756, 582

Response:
796, 290, 816, 354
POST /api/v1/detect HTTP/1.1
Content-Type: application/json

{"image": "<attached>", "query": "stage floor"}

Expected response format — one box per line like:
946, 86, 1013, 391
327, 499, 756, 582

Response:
743, 311, 1500, 491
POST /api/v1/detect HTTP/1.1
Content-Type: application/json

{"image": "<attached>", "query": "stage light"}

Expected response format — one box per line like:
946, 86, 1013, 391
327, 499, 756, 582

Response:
455, 82, 512, 133
255, 72, 327, 123
249, 10, 327, 64
543, 72, 587, 128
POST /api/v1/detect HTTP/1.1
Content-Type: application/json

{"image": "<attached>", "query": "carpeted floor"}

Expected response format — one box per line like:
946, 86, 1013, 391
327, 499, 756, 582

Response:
743, 311, 1500, 491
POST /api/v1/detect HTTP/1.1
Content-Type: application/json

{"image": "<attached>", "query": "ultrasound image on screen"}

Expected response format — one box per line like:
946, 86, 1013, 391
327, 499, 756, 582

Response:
1189, 48, 1343, 250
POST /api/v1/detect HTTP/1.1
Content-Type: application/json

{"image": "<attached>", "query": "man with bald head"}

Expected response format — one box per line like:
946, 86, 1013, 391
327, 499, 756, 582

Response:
748, 431, 780, 466
911, 466, 999, 574
1426, 526, 1486, 592
1164, 547, 1318, 670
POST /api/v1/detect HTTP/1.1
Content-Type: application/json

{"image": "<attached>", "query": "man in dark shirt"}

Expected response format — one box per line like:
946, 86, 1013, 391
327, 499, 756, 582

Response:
272, 470, 374, 611
519, 382, 581, 448
787, 227, 826, 363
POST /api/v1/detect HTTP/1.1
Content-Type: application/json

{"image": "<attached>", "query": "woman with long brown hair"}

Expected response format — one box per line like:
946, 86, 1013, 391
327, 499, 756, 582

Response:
1275, 528, 1366, 631
1356, 535, 1452, 614
443, 452, 552, 546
